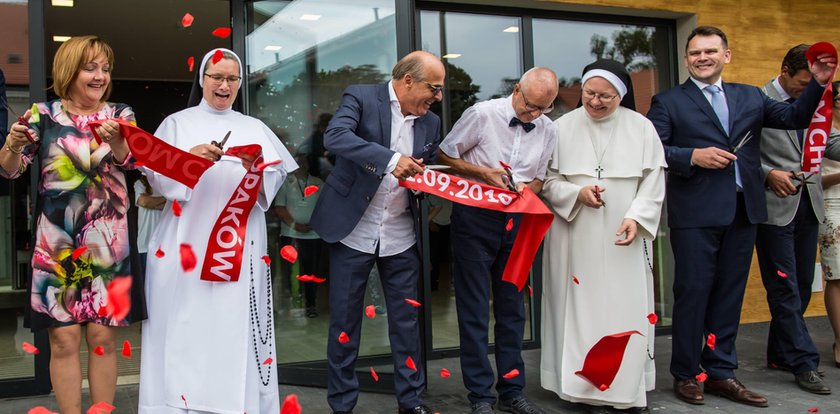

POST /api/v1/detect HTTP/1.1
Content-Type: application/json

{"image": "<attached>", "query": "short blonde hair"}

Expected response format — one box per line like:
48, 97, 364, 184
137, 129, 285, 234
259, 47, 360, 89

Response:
51, 35, 115, 101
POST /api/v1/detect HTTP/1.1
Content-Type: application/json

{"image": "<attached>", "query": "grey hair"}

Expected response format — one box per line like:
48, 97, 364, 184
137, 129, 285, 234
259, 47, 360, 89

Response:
392, 53, 427, 81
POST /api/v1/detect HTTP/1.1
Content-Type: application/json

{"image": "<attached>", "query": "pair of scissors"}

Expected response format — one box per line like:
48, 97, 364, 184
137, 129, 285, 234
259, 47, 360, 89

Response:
211, 131, 231, 150
594, 186, 606, 207
0, 96, 36, 144
790, 171, 815, 195
499, 161, 517, 192
731, 130, 753, 154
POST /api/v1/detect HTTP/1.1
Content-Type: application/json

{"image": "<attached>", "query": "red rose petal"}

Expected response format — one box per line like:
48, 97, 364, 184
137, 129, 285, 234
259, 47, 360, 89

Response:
304, 185, 319, 197
365, 305, 376, 319
647, 313, 658, 325
572, 275, 580, 285
98, 306, 108, 317
180, 243, 197, 272
370, 366, 379, 382
528, 285, 533, 297
22, 341, 39, 355
72, 246, 87, 261
155, 246, 165, 258
93, 346, 104, 356
104, 277, 132, 321
777, 269, 788, 278
211, 27, 232, 39
311, 276, 327, 283
404, 298, 422, 307
187, 56, 195, 72
406, 356, 417, 371
338, 331, 350, 344
172, 199, 182, 217
281, 245, 298, 263
502, 368, 520, 379
181, 12, 194, 28
440, 368, 451, 378
706, 333, 716, 350
598, 383, 609, 391
296, 275, 314, 282
211, 49, 224, 64
263, 357, 273, 365
505, 218, 513, 231
28, 407, 58, 414
261, 255, 271, 265
181, 394, 188, 408
85, 402, 115, 414
808, 408, 820, 413
280, 394, 301, 414
255, 160, 282, 171
121, 340, 131, 358
695, 372, 708, 382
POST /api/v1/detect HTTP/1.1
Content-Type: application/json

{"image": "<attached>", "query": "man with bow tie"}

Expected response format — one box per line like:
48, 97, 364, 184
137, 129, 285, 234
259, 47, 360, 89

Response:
437, 67, 558, 414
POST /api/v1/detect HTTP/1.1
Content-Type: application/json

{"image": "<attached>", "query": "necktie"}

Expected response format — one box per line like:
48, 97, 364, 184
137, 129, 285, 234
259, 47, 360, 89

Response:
509, 117, 535, 133
786, 97, 806, 145
706, 85, 741, 189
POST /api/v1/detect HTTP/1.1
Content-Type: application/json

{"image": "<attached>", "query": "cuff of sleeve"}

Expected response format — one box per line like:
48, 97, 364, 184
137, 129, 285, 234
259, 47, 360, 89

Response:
114, 151, 134, 168
386, 152, 401, 174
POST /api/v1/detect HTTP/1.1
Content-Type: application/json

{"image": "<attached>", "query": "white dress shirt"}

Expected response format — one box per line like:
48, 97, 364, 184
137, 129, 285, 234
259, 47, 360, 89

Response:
340, 81, 417, 257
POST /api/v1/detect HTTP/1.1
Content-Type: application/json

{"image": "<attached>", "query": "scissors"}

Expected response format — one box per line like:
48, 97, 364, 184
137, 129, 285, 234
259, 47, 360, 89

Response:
211, 130, 231, 150
731, 130, 753, 154
790, 171, 816, 195
0, 96, 36, 144
594, 186, 606, 207
499, 161, 517, 192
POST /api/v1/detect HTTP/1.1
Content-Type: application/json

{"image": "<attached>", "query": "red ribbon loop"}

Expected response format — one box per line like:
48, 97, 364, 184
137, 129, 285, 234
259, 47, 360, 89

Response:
802, 41, 838, 174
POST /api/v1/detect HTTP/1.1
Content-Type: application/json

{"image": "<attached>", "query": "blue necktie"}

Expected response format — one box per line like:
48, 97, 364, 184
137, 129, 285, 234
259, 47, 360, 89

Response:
706, 85, 741, 189
509, 117, 535, 133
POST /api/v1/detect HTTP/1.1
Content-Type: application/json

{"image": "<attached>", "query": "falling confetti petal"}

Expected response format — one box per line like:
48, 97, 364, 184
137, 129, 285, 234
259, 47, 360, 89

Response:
808, 408, 820, 413
695, 372, 708, 383
502, 369, 520, 379
181, 395, 188, 409
93, 346, 104, 356
647, 313, 658, 325
255, 160, 282, 171
22, 342, 39, 355
211, 27, 232, 39
575, 330, 642, 391
338, 331, 350, 344
572, 275, 580, 285
104, 277, 132, 321
72, 246, 87, 261
261, 255, 271, 265
311, 276, 327, 283
365, 305, 376, 319
263, 357, 273, 365
370, 366, 379, 382
280, 394, 301, 414
85, 402, 115, 414
181, 12, 194, 28
505, 218, 513, 231
180, 243, 197, 272
777, 269, 788, 278
406, 356, 417, 371
121, 340, 131, 358
172, 200, 182, 217
706, 333, 716, 350
28, 408, 58, 414
304, 185, 319, 197
187, 56, 195, 72
404, 298, 422, 307
155, 246, 165, 258
281, 245, 298, 263
528, 285, 533, 297
296, 275, 314, 282
440, 368, 451, 378
211, 49, 224, 64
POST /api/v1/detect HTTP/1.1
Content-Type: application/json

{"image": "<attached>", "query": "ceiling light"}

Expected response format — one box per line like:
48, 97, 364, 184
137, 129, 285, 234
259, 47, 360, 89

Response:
264, 45, 283, 52
300, 14, 321, 21
51, 0, 74, 6
52, 36, 71, 43
503, 26, 519, 33
442, 53, 461, 59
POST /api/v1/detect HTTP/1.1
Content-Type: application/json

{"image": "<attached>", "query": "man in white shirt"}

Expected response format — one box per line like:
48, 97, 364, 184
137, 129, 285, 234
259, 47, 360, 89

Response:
437, 67, 558, 414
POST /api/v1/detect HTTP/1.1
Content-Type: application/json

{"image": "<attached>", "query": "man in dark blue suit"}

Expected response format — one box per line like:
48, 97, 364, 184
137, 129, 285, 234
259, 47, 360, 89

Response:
310, 50, 445, 414
647, 26, 836, 408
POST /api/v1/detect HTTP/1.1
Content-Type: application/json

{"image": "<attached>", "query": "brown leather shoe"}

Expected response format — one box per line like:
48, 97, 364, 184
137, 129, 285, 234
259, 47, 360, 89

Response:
704, 378, 768, 407
673, 379, 704, 405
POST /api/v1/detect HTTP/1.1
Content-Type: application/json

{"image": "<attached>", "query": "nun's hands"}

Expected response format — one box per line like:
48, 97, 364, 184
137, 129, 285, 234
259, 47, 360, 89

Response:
615, 218, 638, 246
578, 185, 604, 209
190, 144, 223, 161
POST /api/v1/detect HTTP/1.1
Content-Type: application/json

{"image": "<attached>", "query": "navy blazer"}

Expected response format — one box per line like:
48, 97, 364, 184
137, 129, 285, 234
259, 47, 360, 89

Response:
648, 78, 824, 228
310, 83, 442, 243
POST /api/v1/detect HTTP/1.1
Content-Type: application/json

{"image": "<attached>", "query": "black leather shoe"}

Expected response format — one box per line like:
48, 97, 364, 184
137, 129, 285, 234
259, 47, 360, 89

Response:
398, 404, 433, 414
498, 396, 545, 414
471, 402, 496, 414
795, 371, 832, 395
769, 361, 825, 377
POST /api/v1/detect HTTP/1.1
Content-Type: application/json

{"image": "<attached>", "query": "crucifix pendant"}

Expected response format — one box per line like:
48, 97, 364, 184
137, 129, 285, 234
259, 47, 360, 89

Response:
595, 165, 604, 180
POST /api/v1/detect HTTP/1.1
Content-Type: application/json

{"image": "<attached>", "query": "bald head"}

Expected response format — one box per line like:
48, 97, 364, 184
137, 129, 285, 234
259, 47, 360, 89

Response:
519, 67, 559, 96
512, 67, 558, 122
392, 51, 445, 117
392, 50, 445, 83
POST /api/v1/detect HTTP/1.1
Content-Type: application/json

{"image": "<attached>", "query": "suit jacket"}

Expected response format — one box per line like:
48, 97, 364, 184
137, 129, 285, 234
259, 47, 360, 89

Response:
310, 83, 442, 243
759, 80, 840, 226
648, 77, 824, 228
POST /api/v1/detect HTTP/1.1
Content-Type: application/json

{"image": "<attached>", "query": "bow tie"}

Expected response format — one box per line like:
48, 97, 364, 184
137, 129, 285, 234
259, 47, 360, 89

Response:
509, 117, 536, 133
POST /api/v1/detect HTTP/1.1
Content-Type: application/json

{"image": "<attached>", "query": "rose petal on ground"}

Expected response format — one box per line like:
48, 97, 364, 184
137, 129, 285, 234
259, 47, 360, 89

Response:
365, 305, 376, 319
404, 298, 422, 307
211, 27, 232, 39
85, 401, 115, 414
370, 366, 379, 382
338, 331, 350, 344
280, 394, 301, 414
304, 185, 319, 197
281, 245, 298, 263
22, 341, 39, 355
808, 408, 820, 413
180, 243, 197, 272
72, 246, 87, 261
440, 368, 450, 378
502, 369, 520, 379
28, 407, 57, 414
172, 200, 182, 217
647, 313, 658, 325
121, 340, 131, 358
181, 12, 194, 28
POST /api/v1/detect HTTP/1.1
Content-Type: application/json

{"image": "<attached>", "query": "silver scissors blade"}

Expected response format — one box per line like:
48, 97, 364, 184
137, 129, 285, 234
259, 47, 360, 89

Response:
212, 131, 231, 150
732, 130, 753, 153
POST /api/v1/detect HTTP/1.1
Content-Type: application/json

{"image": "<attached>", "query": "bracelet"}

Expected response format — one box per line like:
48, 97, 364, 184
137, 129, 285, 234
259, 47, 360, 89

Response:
5, 142, 24, 154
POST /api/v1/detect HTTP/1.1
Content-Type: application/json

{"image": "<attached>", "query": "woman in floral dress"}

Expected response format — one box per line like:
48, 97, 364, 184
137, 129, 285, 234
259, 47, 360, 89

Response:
1, 35, 144, 414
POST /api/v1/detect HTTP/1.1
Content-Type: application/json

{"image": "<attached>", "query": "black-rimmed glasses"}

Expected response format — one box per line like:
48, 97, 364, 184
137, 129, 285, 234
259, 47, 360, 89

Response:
519, 89, 554, 114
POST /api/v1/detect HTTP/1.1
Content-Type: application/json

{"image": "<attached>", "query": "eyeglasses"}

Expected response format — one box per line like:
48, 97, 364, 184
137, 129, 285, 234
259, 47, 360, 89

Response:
519, 89, 554, 114
582, 89, 619, 103
204, 73, 242, 85
424, 81, 443, 96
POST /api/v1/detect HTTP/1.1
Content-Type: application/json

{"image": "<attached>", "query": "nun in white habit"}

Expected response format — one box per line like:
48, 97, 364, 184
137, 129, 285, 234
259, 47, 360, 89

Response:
539, 59, 666, 413
138, 48, 297, 414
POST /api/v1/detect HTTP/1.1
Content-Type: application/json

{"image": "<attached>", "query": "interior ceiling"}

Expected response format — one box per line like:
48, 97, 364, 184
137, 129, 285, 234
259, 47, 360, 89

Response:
45, 0, 231, 82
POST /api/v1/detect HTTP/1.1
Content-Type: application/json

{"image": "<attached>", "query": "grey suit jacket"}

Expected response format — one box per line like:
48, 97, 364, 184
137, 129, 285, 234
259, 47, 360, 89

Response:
759, 79, 840, 226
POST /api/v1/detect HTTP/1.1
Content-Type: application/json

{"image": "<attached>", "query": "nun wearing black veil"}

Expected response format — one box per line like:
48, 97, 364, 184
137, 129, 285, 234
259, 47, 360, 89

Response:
138, 48, 296, 414
539, 60, 666, 413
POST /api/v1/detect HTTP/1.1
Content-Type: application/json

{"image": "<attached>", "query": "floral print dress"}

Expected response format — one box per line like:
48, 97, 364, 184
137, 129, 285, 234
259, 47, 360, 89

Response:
8, 100, 144, 330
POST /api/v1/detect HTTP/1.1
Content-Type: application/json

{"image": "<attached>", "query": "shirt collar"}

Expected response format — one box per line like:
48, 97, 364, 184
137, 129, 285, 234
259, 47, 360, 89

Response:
690, 76, 724, 92
772, 76, 792, 101
388, 80, 419, 121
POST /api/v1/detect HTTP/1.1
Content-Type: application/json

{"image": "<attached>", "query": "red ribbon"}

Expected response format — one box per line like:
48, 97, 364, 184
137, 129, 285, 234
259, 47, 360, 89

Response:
400, 170, 553, 290
801, 41, 838, 174
575, 330, 642, 391
89, 119, 214, 189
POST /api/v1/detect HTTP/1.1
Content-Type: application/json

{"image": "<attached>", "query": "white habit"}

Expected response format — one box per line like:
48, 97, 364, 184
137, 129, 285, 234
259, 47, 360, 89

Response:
540, 106, 666, 409
139, 99, 297, 414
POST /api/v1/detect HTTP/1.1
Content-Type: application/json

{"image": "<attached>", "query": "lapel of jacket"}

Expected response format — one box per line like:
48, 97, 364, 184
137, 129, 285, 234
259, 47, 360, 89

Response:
412, 117, 426, 158
762, 80, 802, 152
682, 79, 729, 139
378, 83, 392, 148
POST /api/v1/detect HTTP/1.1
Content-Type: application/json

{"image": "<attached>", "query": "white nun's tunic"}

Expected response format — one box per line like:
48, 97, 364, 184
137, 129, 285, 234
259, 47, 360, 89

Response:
540, 106, 666, 409
138, 99, 297, 414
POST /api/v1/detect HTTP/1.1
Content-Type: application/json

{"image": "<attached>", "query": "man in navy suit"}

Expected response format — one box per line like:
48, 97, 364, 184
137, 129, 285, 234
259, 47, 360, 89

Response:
647, 26, 836, 408
310, 50, 445, 414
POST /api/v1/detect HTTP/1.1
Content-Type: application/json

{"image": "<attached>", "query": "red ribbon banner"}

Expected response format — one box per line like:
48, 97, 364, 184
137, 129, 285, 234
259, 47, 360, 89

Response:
89, 119, 214, 189
802, 41, 838, 174
400, 169, 554, 291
